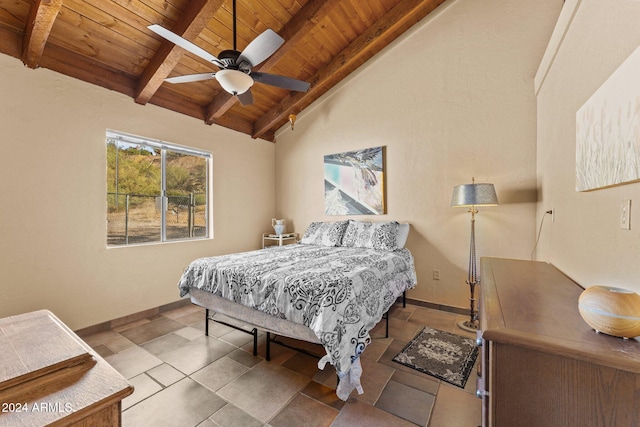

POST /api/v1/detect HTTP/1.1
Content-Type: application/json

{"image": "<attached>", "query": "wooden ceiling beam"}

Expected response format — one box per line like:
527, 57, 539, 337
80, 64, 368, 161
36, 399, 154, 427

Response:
38, 43, 137, 97
21, 0, 63, 69
252, 0, 447, 139
203, 92, 236, 126
203, 0, 340, 125
134, 0, 224, 105
205, 92, 237, 122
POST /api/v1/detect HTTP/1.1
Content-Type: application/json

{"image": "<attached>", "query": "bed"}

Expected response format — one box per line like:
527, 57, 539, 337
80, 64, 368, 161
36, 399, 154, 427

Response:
177, 220, 417, 400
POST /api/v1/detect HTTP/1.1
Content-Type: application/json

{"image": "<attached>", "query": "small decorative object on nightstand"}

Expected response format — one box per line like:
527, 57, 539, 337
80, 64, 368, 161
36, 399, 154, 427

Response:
272, 218, 286, 236
262, 232, 298, 249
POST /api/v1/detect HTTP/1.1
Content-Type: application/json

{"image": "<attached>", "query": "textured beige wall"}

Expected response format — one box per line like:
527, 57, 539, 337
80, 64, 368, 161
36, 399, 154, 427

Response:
0, 54, 275, 330
274, 0, 561, 309
536, 0, 640, 291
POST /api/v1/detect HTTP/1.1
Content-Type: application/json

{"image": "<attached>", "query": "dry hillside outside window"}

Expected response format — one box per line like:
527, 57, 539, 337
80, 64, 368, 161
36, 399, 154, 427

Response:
106, 130, 211, 246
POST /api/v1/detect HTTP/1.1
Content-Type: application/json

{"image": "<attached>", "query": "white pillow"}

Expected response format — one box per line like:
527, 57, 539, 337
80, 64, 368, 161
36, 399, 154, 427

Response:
396, 223, 410, 248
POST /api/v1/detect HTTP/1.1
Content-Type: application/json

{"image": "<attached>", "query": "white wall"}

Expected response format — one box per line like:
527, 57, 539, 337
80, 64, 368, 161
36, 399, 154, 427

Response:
536, 0, 640, 291
274, 0, 561, 309
0, 54, 275, 330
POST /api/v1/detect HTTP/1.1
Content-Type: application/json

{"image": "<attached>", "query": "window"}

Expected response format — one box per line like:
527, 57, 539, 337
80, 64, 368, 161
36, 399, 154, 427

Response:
106, 130, 211, 246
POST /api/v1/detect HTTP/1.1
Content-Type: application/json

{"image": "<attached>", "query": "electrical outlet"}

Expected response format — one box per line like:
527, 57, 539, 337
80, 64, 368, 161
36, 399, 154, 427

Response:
620, 199, 631, 230
433, 269, 440, 280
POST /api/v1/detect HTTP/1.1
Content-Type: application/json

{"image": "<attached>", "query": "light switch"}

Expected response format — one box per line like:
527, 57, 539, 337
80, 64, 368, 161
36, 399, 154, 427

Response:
620, 199, 631, 230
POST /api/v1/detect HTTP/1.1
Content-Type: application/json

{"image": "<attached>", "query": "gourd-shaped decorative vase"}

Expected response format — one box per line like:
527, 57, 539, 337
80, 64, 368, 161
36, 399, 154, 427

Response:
272, 218, 285, 236
578, 285, 640, 339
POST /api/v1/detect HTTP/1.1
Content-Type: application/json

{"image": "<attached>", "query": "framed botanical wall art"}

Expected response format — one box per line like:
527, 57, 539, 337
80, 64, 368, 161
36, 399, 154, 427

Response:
324, 146, 386, 215
576, 44, 640, 191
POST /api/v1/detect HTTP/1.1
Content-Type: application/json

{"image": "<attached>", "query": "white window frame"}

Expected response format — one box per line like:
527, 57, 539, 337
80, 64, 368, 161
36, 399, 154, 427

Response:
106, 129, 213, 246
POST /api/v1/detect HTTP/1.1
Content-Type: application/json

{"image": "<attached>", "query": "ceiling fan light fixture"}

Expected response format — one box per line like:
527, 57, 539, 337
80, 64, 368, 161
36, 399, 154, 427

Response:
216, 69, 253, 95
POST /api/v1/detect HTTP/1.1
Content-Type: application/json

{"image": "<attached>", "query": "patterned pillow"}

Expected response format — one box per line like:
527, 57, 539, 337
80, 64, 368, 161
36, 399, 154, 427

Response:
341, 220, 399, 251
299, 221, 349, 246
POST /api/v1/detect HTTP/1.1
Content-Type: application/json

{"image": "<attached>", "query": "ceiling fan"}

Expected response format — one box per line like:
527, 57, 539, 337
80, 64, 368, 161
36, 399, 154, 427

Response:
148, 0, 310, 106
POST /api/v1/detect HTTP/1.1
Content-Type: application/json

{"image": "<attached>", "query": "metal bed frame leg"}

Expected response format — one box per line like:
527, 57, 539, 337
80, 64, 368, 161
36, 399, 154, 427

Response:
249, 328, 258, 356
382, 291, 407, 339
266, 332, 271, 361
253, 328, 258, 356
385, 312, 389, 338
204, 308, 258, 356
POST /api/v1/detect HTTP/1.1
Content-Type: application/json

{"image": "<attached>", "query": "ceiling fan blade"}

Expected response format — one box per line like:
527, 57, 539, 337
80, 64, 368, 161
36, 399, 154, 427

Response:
237, 29, 284, 68
237, 90, 254, 105
148, 24, 222, 67
251, 72, 310, 92
165, 73, 215, 84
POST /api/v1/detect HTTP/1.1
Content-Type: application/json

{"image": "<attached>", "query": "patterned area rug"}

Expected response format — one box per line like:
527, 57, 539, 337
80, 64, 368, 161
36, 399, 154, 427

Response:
392, 327, 478, 388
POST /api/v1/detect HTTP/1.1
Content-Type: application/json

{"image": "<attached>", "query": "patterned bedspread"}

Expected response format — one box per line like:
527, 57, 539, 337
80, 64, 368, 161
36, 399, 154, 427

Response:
177, 243, 417, 390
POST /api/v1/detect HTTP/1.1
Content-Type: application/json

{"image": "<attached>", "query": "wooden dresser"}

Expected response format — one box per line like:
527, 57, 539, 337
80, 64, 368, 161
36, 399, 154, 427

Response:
478, 258, 640, 427
0, 310, 133, 426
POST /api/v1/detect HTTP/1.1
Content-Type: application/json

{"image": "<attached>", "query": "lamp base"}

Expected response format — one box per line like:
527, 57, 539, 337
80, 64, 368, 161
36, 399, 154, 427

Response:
457, 319, 479, 332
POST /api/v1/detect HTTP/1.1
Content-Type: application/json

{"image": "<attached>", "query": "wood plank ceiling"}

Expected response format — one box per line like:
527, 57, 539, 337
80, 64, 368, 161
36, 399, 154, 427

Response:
0, 0, 446, 142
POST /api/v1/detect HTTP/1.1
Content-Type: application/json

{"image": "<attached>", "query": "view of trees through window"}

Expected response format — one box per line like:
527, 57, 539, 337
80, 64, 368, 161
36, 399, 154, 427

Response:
106, 132, 210, 246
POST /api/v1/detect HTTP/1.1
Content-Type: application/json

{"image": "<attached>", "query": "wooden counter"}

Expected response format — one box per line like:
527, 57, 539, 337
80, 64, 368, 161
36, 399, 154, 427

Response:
0, 310, 133, 426
478, 258, 640, 427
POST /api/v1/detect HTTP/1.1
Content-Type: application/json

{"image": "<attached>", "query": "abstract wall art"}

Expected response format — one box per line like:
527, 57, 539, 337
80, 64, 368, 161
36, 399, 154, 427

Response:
576, 44, 640, 191
324, 146, 386, 215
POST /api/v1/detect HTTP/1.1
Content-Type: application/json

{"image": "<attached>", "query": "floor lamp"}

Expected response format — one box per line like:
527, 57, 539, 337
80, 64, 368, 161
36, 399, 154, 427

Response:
451, 178, 498, 332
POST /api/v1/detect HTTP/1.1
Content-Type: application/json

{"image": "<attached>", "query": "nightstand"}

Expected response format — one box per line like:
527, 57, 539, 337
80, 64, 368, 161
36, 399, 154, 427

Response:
262, 233, 298, 248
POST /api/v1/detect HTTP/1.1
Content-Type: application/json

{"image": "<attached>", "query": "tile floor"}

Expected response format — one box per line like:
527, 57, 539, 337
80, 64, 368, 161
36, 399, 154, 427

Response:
80, 303, 481, 427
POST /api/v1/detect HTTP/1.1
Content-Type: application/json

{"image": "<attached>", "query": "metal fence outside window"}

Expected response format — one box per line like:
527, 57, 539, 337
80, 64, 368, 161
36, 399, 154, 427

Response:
107, 193, 207, 245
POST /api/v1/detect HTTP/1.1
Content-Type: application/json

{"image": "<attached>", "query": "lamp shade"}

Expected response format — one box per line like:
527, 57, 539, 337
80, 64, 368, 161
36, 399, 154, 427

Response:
451, 182, 498, 207
215, 69, 254, 95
